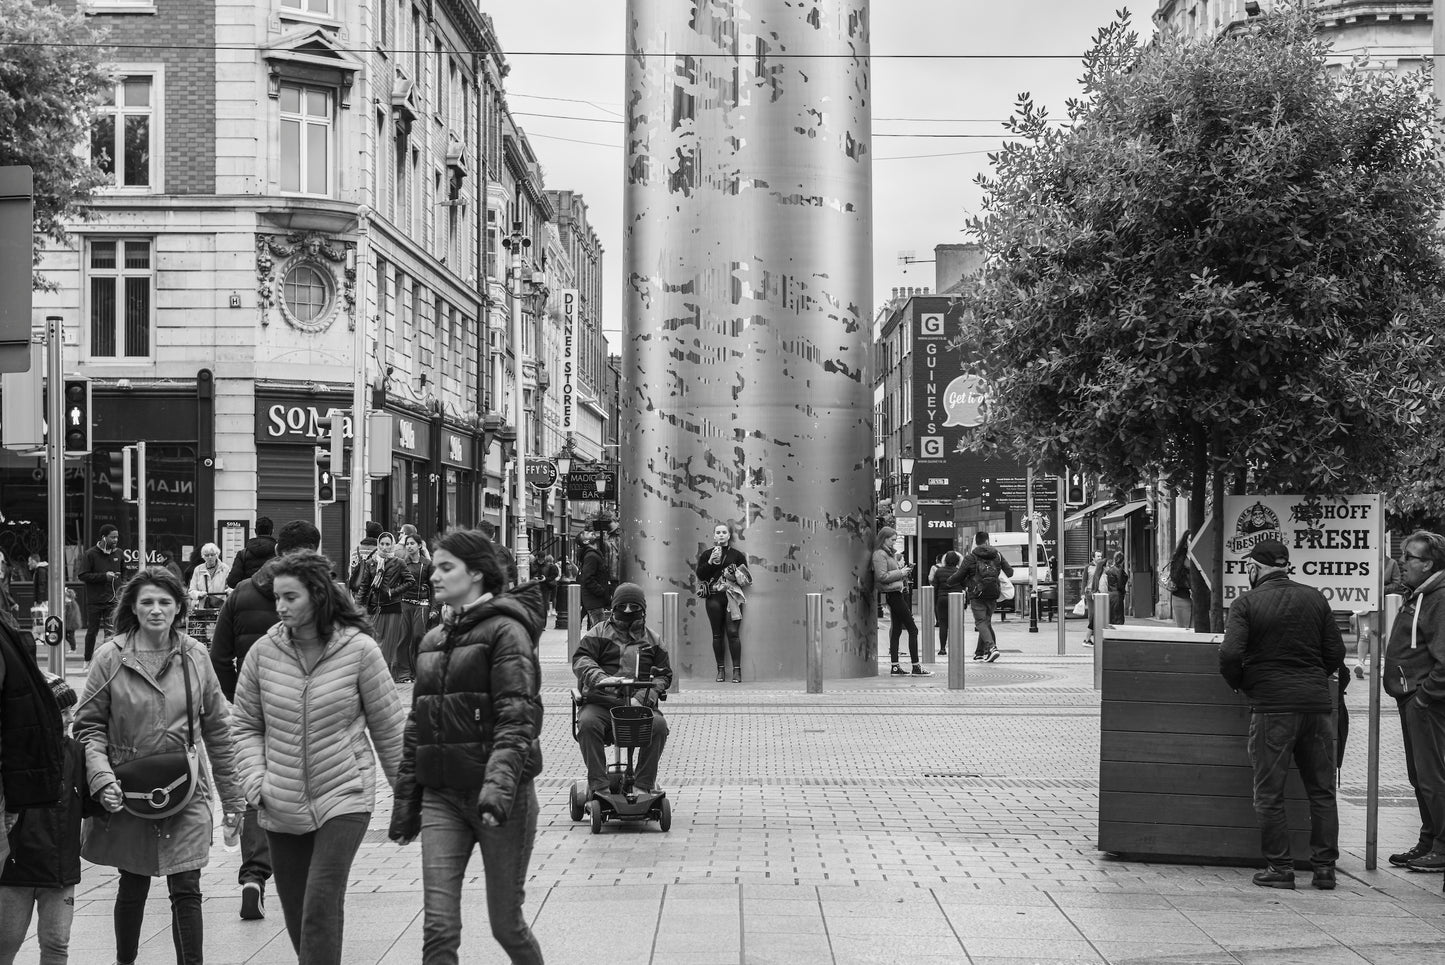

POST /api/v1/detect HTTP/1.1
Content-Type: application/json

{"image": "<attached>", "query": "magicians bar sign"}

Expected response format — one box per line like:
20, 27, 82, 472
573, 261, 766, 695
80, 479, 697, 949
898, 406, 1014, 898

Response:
1222, 493, 1384, 608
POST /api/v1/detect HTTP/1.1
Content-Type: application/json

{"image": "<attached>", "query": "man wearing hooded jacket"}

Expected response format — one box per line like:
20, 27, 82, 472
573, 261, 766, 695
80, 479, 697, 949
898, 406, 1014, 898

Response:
572, 583, 673, 795
1383, 530, 1445, 873
949, 532, 1014, 662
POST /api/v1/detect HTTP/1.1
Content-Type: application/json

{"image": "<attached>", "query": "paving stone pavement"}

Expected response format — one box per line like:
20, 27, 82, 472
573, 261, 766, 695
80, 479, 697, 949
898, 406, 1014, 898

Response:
17, 616, 1445, 964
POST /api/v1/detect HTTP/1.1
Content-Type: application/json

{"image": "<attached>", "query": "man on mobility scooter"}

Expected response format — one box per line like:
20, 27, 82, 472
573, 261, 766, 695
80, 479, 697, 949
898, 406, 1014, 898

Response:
570, 583, 673, 831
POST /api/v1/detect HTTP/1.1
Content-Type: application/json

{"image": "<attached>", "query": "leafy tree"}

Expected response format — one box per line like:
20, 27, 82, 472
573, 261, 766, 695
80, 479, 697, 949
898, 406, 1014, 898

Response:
961, 2, 1445, 629
0, 0, 111, 289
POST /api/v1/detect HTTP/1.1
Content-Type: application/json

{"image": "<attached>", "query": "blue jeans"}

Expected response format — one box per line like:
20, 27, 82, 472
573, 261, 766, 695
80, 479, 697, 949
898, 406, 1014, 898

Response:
420, 785, 543, 965
0, 884, 74, 965
266, 812, 368, 965
1248, 711, 1339, 869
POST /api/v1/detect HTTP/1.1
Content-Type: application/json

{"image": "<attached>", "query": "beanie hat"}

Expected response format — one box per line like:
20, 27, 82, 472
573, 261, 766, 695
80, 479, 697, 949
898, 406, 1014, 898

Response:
360, 521, 383, 548
44, 671, 77, 712
611, 582, 647, 610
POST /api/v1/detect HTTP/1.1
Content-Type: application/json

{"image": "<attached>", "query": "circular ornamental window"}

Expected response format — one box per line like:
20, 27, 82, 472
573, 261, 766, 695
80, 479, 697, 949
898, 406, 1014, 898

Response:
281, 262, 333, 332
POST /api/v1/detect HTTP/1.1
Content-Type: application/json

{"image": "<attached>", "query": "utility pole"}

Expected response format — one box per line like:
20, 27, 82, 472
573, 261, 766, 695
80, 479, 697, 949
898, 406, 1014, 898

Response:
1437, 0, 1445, 109
44, 317, 64, 676
350, 207, 372, 552
504, 222, 532, 582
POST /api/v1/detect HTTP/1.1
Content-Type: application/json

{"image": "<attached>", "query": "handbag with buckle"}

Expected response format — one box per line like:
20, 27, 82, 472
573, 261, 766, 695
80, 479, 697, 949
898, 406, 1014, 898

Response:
111, 650, 199, 820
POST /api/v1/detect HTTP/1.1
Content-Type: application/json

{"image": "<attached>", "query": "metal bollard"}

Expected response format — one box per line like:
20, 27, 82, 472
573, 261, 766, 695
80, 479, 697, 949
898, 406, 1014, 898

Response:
947, 592, 967, 690
1092, 592, 1109, 691
919, 585, 936, 666
1367, 592, 1403, 870
567, 583, 582, 657
805, 593, 824, 694
661, 591, 681, 693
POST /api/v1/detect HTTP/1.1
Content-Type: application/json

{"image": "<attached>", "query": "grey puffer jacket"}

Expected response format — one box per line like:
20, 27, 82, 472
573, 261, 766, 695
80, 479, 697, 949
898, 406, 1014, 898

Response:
872, 527, 909, 594
232, 623, 405, 835
1384, 571, 1445, 704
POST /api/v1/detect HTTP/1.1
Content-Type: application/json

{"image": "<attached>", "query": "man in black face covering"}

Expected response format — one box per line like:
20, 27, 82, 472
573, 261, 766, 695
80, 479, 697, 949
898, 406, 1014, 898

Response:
571, 583, 673, 796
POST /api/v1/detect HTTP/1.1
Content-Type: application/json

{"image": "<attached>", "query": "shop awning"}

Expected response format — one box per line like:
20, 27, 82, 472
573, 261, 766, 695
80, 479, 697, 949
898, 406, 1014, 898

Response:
1063, 499, 1114, 526
1101, 500, 1149, 530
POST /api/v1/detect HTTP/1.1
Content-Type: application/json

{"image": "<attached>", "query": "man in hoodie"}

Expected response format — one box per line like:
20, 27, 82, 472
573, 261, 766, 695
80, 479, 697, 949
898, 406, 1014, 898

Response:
226, 516, 278, 589
210, 519, 321, 921
1383, 530, 1445, 873
873, 527, 930, 676
948, 532, 1014, 663
1219, 539, 1345, 891
76, 524, 126, 669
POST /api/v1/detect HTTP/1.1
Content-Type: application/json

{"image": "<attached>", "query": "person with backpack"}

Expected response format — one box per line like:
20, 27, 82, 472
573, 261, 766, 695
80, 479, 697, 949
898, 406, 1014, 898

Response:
0, 618, 66, 870
930, 552, 963, 656
948, 532, 1014, 663
872, 527, 930, 676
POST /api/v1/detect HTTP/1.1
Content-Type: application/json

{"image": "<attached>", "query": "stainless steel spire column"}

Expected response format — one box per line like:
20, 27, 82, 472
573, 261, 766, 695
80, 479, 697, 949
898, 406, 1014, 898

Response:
624, 1, 876, 681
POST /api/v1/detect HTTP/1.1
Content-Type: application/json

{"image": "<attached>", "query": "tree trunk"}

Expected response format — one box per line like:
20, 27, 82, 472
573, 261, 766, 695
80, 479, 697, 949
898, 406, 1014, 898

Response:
1211, 428, 1228, 633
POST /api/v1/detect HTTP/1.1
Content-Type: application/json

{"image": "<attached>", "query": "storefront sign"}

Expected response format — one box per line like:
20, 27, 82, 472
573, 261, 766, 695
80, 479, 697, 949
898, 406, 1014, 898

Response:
256, 397, 354, 444
561, 289, 578, 436
396, 418, 417, 452
1221, 493, 1383, 608
441, 429, 472, 469
565, 468, 616, 500
526, 457, 558, 490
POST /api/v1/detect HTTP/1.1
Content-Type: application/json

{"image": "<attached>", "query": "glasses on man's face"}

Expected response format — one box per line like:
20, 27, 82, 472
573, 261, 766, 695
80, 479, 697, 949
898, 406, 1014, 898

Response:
1403, 553, 1430, 564
614, 603, 644, 616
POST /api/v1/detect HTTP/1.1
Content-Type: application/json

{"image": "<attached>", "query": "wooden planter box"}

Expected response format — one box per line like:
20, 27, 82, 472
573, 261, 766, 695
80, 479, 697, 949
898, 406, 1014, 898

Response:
1098, 627, 1316, 866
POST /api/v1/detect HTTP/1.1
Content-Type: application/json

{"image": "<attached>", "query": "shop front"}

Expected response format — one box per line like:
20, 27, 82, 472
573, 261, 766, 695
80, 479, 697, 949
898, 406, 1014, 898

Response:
437, 426, 476, 533
253, 388, 353, 563
372, 407, 432, 536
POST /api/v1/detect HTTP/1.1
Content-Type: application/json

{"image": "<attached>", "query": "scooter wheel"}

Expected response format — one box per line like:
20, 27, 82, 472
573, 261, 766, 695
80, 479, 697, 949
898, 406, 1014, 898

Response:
590, 802, 604, 834
569, 782, 586, 822
658, 796, 672, 832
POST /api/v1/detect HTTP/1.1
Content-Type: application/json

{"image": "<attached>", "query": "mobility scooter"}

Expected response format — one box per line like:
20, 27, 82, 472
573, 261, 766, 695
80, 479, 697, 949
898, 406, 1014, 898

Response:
569, 673, 671, 833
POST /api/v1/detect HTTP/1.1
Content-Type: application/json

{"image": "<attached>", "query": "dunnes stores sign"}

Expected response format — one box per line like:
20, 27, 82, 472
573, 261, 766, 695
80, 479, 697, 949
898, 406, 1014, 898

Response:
256, 399, 355, 444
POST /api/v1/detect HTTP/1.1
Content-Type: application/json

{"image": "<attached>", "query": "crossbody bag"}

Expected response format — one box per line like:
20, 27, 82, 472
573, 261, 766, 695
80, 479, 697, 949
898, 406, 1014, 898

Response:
111, 648, 199, 819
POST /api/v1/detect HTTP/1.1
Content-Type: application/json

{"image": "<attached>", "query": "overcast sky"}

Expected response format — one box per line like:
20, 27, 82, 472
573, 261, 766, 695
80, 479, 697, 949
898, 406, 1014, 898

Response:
486, 1, 1143, 349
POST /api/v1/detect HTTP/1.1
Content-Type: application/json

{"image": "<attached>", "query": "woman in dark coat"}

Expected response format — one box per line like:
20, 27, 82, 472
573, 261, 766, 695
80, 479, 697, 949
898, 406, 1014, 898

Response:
364, 532, 417, 681
1105, 551, 1129, 625
696, 523, 750, 682
930, 551, 962, 655
388, 530, 545, 965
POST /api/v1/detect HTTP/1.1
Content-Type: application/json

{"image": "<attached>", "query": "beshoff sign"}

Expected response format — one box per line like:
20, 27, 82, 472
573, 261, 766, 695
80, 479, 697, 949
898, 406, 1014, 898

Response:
1221, 493, 1384, 608
561, 289, 578, 436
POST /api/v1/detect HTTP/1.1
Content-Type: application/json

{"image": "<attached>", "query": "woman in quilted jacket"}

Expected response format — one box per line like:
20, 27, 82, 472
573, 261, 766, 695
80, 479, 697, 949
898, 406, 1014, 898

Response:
231, 550, 405, 965
388, 529, 545, 965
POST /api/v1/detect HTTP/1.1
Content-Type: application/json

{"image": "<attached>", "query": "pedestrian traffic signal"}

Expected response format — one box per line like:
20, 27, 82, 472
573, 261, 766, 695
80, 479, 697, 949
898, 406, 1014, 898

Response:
62, 377, 91, 455
317, 466, 335, 504
1066, 468, 1086, 506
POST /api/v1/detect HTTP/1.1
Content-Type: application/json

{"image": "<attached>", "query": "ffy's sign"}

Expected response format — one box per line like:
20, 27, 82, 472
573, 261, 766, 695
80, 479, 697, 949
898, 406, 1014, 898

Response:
1222, 494, 1384, 608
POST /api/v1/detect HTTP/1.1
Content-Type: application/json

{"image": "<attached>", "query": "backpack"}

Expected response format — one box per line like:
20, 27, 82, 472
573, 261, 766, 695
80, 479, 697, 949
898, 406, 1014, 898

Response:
973, 555, 1002, 601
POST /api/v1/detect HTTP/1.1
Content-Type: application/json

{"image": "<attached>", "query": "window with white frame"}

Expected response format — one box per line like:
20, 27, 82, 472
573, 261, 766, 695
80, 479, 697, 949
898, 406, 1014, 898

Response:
91, 75, 156, 190
279, 83, 333, 196
280, 0, 332, 14
88, 239, 154, 359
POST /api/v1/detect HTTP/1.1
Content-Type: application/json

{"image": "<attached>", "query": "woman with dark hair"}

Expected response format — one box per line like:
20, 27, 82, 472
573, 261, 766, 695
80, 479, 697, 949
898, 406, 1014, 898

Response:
1106, 551, 1129, 625
231, 550, 404, 965
365, 532, 417, 681
930, 551, 963, 655
696, 523, 750, 682
73, 568, 244, 965
389, 530, 545, 965
1168, 533, 1193, 629
399, 532, 434, 681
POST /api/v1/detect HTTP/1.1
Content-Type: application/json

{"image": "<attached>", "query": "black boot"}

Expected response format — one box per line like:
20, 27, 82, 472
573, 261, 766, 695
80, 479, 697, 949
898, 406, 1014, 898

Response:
1252, 867, 1295, 889
715, 665, 725, 682
1311, 867, 1336, 890
732, 668, 741, 683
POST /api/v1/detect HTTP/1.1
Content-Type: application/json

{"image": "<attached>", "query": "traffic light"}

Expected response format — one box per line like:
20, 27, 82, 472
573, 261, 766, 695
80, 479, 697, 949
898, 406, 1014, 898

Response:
1065, 468, 1087, 506
62, 377, 91, 455
316, 447, 335, 504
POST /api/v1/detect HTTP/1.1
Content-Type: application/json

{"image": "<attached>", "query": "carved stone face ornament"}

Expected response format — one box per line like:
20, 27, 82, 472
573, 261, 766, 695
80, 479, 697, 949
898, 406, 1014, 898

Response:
255, 231, 356, 333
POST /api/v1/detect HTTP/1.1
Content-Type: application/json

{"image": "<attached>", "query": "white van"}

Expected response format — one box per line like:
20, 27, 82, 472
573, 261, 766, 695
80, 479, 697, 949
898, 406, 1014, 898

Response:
980, 532, 1056, 616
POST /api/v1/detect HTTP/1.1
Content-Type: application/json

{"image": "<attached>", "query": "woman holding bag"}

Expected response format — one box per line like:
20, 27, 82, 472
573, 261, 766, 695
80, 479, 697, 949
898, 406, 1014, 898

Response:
697, 523, 750, 682
73, 567, 245, 965
188, 542, 230, 608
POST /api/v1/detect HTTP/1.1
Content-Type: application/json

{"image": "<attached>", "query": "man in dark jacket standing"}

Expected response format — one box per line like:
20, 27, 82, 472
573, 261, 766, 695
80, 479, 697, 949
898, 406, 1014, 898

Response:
226, 516, 277, 589
948, 532, 1013, 663
209, 519, 320, 921
578, 531, 614, 627
76, 524, 125, 669
1219, 539, 1345, 890
1382, 530, 1445, 871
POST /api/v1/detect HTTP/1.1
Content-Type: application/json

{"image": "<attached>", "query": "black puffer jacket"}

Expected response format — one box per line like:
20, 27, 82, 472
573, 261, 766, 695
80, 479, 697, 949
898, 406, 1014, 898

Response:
2, 739, 102, 887
210, 564, 281, 702
226, 536, 277, 589
390, 583, 545, 830
930, 563, 961, 619
1219, 571, 1345, 713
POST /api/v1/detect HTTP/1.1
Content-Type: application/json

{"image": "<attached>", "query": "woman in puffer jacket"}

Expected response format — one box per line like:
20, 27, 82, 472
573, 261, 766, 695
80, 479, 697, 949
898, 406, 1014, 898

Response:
388, 529, 546, 965
231, 550, 405, 965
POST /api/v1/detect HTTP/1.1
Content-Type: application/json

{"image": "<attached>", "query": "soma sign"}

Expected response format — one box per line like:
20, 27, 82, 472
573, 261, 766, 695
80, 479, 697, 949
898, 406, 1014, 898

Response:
256, 400, 354, 443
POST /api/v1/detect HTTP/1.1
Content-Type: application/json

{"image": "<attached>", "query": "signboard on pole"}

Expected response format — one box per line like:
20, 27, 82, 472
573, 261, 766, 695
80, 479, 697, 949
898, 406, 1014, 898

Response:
1221, 494, 1384, 608
525, 457, 558, 491
0, 166, 34, 374
560, 289, 578, 436
1189, 513, 1216, 593
565, 467, 616, 501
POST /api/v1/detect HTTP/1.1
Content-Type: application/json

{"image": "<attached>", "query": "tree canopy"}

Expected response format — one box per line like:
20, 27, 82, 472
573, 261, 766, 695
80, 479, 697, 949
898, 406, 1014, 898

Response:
961, 2, 1445, 519
0, 0, 111, 288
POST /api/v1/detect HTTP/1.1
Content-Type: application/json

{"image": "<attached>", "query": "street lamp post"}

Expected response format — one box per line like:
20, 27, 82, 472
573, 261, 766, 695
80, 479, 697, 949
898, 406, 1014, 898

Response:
502, 223, 532, 583
900, 455, 915, 588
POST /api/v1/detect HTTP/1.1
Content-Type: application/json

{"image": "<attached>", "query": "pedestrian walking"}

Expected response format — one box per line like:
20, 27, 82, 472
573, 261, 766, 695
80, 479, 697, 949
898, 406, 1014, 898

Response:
1082, 550, 1105, 646
76, 524, 126, 671
0, 674, 100, 965
188, 542, 231, 608
210, 520, 320, 921
697, 523, 750, 682
399, 533, 434, 682
356, 532, 417, 680
556, 556, 577, 629
1218, 539, 1344, 890
537, 554, 560, 621
873, 527, 930, 676
1105, 551, 1129, 625
1168, 534, 1193, 629
930, 551, 962, 655
226, 517, 277, 589
579, 530, 613, 628
1382, 530, 1445, 874
476, 521, 518, 586
389, 529, 546, 965
73, 567, 246, 965
948, 532, 1013, 663
0, 603, 67, 874
231, 550, 405, 965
